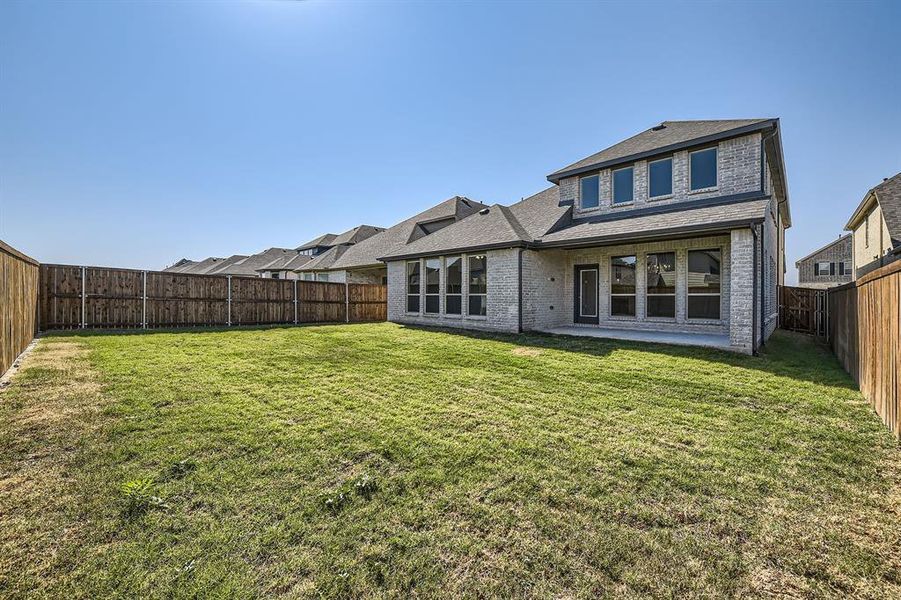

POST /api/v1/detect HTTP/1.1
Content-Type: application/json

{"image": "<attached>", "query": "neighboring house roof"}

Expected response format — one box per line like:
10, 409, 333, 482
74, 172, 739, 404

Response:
330, 225, 385, 246
845, 172, 901, 248
794, 235, 851, 268
165, 258, 196, 272
297, 244, 350, 271
255, 252, 313, 272
547, 119, 776, 183
206, 248, 298, 276
163, 256, 231, 275
296, 233, 337, 252
300, 196, 488, 271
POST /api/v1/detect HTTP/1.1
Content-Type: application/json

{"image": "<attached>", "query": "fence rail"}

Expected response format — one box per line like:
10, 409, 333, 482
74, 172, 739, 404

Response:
38, 264, 386, 331
0, 241, 40, 376
828, 260, 901, 438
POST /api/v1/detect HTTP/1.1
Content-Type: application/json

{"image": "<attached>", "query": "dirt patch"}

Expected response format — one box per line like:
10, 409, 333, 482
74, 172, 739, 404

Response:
511, 347, 542, 357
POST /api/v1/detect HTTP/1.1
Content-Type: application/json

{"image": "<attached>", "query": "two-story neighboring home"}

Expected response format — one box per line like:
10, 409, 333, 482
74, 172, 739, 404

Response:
845, 172, 901, 278
295, 197, 487, 284
293, 225, 385, 282
795, 235, 852, 289
380, 119, 791, 354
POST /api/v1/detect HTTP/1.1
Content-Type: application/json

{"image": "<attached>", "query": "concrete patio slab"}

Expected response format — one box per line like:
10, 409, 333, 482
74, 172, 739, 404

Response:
538, 326, 732, 351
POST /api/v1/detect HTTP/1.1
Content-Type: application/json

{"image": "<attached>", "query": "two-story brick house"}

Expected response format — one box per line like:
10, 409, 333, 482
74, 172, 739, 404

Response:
844, 172, 901, 277
381, 119, 791, 354
795, 235, 852, 289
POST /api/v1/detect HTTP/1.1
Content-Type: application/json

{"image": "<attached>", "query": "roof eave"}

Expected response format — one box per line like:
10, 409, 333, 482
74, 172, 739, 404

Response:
536, 218, 764, 250
379, 240, 530, 262
546, 119, 778, 184
844, 190, 878, 231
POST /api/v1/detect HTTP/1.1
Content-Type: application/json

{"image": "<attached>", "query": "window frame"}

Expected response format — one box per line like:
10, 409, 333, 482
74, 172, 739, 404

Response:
610, 255, 637, 318
467, 254, 488, 318
315, 273, 329, 282
688, 146, 719, 192
686, 248, 722, 321
645, 252, 676, 319
424, 258, 441, 315
611, 165, 634, 205
647, 156, 674, 200
579, 174, 600, 210
406, 260, 421, 314
444, 255, 463, 316
815, 261, 832, 277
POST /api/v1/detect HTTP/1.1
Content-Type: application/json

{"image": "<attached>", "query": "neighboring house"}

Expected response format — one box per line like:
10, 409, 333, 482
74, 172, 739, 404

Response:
164, 256, 231, 275
380, 119, 791, 354
295, 199, 486, 283
795, 235, 852, 289
845, 172, 901, 277
164, 248, 309, 277
296, 233, 339, 257
255, 252, 313, 279
294, 225, 386, 282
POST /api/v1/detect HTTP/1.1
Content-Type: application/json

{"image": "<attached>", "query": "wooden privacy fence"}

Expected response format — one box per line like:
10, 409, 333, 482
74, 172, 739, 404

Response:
1, 241, 40, 376
778, 285, 827, 336
828, 260, 901, 438
39, 264, 387, 330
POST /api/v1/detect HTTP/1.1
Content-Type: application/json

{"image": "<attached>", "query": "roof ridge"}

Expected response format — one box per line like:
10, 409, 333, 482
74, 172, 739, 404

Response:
794, 234, 851, 265
496, 204, 532, 242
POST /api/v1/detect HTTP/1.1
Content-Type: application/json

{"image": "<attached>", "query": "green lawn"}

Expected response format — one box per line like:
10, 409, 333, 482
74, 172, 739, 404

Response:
1, 323, 898, 598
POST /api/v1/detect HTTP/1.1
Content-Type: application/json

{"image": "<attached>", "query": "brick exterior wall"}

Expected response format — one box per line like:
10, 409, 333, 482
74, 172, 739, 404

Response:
346, 267, 387, 284
851, 203, 894, 276
796, 235, 852, 289
562, 133, 762, 218
729, 228, 754, 352
521, 249, 568, 330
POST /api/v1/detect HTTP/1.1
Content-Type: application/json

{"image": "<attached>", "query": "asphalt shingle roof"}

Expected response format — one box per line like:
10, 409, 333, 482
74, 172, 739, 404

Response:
296, 233, 337, 251
873, 173, 901, 247
548, 119, 774, 181
203, 248, 299, 276
255, 252, 313, 272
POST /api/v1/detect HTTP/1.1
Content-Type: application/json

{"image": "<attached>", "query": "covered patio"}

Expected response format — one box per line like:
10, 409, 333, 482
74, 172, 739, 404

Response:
538, 325, 732, 352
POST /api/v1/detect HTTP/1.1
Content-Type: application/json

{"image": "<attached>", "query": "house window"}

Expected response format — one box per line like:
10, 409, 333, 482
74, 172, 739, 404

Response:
646, 252, 676, 318
406, 261, 420, 313
580, 174, 600, 210
301, 273, 314, 281
844, 261, 852, 276
815, 261, 833, 276
445, 256, 462, 315
838, 262, 845, 276
612, 166, 634, 204
425, 258, 440, 314
271, 273, 280, 279
468, 255, 487, 316
689, 147, 717, 191
610, 255, 636, 316
316, 273, 329, 282
648, 157, 673, 199
687, 249, 721, 319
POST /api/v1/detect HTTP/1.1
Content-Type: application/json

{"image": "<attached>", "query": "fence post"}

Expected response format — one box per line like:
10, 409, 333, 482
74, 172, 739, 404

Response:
227, 275, 232, 326
345, 281, 350, 323
80, 266, 86, 329
293, 279, 298, 325
142, 270, 147, 329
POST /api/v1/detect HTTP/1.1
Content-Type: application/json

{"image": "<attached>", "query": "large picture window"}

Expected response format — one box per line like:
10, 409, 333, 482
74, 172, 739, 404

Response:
687, 249, 721, 319
612, 166, 634, 204
445, 256, 462, 315
646, 252, 676, 318
580, 174, 600, 209
406, 261, 420, 313
648, 157, 673, 198
689, 147, 717, 191
468, 255, 487, 316
610, 255, 636, 316
425, 259, 440, 314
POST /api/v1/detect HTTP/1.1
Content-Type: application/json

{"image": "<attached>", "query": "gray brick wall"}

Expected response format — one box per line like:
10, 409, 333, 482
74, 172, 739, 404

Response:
563, 132, 763, 218
346, 267, 387, 285
729, 228, 754, 352
796, 236, 852, 289
521, 249, 567, 330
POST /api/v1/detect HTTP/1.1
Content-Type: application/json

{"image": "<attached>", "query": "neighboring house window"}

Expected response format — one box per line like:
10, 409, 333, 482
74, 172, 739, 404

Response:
445, 256, 462, 315
646, 252, 676, 318
689, 147, 717, 191
648, 157, 673, 199
425, 259, 440, 314
610, 255, 636, 317
468, 255, 487, 316
301, 273, 314, 281
687, 249, 721, 319
844, 261, 852, 275
838, 262, 845, 276
815, 261, 833, 276
406, 261, 420, 313
316, 273, 329, 282
580, 174, 600, 209
271, 273, 280, 279
612, 166, 634, 204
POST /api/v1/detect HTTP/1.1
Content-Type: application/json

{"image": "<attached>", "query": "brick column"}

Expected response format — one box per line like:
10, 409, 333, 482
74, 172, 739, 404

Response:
729, 228, 754, 353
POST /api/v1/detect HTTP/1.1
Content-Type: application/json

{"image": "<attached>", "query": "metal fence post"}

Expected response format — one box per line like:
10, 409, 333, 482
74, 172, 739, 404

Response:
345, 281, 350, 323
80, 266, 86, 329
227, 275, 232, 326
293, 278, 298, 325
142, 270, 147, 329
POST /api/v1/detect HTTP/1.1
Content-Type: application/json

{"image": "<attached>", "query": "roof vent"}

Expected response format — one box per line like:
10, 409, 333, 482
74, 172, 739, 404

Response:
651, 123, 666, 131
479, 208, 490, 215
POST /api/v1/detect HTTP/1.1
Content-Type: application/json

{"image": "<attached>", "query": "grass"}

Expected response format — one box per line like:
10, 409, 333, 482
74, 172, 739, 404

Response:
1, 323, 899, 598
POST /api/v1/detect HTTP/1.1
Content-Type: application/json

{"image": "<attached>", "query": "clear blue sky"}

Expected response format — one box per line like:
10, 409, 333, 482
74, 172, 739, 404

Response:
1, 1, 899, 283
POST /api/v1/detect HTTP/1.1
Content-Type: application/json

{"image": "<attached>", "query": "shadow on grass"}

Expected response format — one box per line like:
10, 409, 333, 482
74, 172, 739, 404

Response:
38, 321, 352, 338
397, 323, 858, 392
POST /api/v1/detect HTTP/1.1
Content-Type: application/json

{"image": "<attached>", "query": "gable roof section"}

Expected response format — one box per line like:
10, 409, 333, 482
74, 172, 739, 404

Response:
255, 252, 313, 272
794, 235, 851, 267
206, 248, 297, 276
164, 256, 231, 274
548, 119, 775, 183
330, 224, 385, 246
312, 196, 488, 270
296, 233, 337, 251
846, 172, 901, 247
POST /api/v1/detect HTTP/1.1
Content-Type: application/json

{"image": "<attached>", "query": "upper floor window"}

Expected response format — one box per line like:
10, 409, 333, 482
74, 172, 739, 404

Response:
646, 252, 676, 318
648, 157, 673, 199
425, 259, 440, 314
690, 147, 718, 191
815, 261, 833, 276
580, 174, 600, 209
687, 249, 721, 319
468, 255, 487, 316
612, 166, 634, 204
445, 256, 462, 315
406, 261, 420, 313
316, 273, 329, 282
610, 255, 636, 317
271, 273, 280, 279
